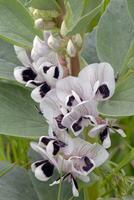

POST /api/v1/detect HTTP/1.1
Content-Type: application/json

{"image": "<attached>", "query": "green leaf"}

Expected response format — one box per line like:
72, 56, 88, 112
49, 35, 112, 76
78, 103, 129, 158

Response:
61, 0, 102, 36
0, 39, 21, 80
0, 0, 42, 48
0, 162, 38, 200
0, 161, 83, 200
96, 0, 134, 75
0, 81, 48, 138
127, 0, 134, 22
27, 0, 60, 10
98, 75, 134, 117
81, 28, 99, 64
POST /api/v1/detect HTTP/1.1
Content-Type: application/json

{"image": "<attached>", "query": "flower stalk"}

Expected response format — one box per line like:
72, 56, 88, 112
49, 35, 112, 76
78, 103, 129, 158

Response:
70, 53, 80, 76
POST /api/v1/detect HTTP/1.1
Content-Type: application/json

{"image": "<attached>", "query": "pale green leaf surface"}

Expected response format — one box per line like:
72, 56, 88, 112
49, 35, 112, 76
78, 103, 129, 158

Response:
98, 75, 134, 117
81, 28, 99, 64
97, 0, 134, 74
62, 0, 102, 35
0, 39, 21, 80
0, 81, 48, 138
0, 162, 38, 200
26, 0, 60, 10
0, 0, 41, 48
127, 0, 134, 22
0, 161, 83, 200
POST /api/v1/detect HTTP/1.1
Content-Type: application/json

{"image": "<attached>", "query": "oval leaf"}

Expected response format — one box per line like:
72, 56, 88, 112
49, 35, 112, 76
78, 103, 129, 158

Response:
0, 39, 21, 80
0, 81, 48, 138
96, 0, 134, 75
0, 0, 41, 48
81, 28, 100, 64
62, 0, 102, 36
0, 162, 83, 200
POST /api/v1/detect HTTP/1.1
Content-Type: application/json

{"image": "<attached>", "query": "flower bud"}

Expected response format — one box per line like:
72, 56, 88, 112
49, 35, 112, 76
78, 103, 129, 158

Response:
60, 21, 68, 36
66, 39, 77, 57
72, 34, 83, 48
34, 18, 45, 30
47, 34, 61, 50
33, 9, 39, 18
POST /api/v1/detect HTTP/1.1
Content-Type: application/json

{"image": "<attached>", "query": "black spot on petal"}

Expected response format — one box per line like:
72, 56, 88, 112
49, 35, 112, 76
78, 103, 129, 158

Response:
22, 68, 37, 82
97, 84, 110, 98
34, 160, 47, 168
83, 157, 94, 172
55, 114, 65, 129
67, 95, 75, 107
40, 83, 51, 98
63, 173, 71, 180
112, 126, 120, 130
53, 66, 59, 79
53, 141, 60, 155
71, 176, 78, 190
57, 140, 67, 148
100, 127, 108, 142
72, 118, 82, 132
41, 161, 54, 177
40, 137, 51, 145
43, 66, 50, 73
30, 81, 42, 86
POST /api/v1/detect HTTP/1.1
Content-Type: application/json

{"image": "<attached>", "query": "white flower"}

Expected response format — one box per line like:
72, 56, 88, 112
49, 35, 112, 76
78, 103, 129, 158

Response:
62, 100, 98, 136
56, 76, 83, 109
14, 33, 66, 103
14, 46, 38, 86
89, 120, 126, 149
56, 62, 115, 107
31, 135, 109, 197
40, 89, 68, 130
78, 62, 115, 101
31, 31, 51, 61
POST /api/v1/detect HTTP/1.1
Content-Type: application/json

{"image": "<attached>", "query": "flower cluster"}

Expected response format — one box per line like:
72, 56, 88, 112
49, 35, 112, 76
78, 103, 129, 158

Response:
13, 31, 125, 197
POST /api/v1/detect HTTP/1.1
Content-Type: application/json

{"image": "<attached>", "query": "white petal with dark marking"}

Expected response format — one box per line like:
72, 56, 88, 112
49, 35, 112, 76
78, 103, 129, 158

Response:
14, 67, 37, 85
14, 46, 32, 67
31, 82, 51, 103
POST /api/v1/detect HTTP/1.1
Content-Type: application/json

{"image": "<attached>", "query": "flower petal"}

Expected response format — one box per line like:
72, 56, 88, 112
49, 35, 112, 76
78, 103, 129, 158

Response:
76, 174, 90, 183
96, 62, 115, 100
39, 62, 64, 87
31, 160, 47, 172
40, 89, 61, 122
62, 100, 98, 131
78, 62, 115, 101
14, 46, 32, 67
14, 67, 37, 85
71, 138, 109, 167
31, 33, 50, 61
30, 142, 59, 170
34, 160, 54, 181
46, 140, 60, 156
112, 126, 126, 137
71, 177, 79, 197
88, 143, 109, 166
56, 76, 82, 107
31, 82, 51, 103
89, 124, 107, 138
71, 118, 84, 136
100, 127, 111, 149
